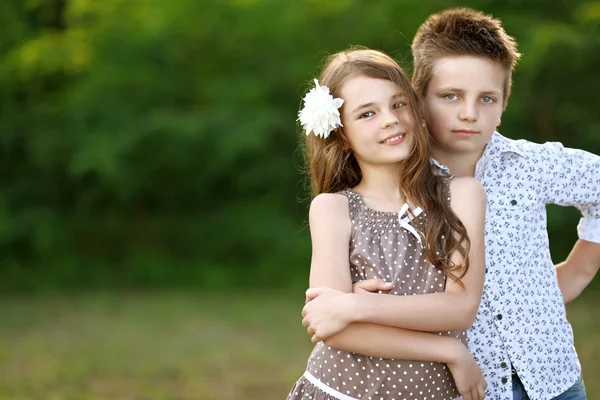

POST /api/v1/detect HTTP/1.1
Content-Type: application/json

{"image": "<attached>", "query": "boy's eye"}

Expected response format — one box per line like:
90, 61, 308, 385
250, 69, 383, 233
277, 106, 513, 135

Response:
443, 94, 458, 100
359, 111, 374, 119
482, 96, 495, 103
392, 102, 406, 110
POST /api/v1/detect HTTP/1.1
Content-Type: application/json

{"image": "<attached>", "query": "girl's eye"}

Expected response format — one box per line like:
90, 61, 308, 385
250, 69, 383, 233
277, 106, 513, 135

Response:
444, 94, 458, 100
393, 102, 406, 110
360, 111, 374, 119
482, 96, 496, 103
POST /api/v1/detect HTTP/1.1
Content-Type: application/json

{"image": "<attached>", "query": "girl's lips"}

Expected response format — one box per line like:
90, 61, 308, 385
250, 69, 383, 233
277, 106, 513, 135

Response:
381, 133, 406, 145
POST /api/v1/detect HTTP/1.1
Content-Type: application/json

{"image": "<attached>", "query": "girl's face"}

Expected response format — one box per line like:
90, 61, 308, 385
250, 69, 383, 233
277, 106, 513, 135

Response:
339, 75, 416, 168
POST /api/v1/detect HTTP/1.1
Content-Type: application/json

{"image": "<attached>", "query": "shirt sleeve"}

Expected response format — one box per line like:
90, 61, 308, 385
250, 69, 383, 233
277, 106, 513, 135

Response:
536, 141, 600, 243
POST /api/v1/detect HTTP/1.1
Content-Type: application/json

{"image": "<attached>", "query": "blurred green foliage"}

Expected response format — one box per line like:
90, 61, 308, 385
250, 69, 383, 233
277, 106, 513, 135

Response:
0, 0, 598, 291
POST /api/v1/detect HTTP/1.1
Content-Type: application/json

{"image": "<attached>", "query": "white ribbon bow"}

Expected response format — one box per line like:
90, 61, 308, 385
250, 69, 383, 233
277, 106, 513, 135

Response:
398, 203, 423, 244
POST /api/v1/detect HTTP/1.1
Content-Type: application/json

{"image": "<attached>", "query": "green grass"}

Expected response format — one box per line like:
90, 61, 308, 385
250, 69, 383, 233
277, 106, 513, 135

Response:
0, 290, 597, 399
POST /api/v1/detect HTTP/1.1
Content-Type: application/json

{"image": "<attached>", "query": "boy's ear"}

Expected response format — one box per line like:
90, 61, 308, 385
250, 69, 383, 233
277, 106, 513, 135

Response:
496, 118, 501, 127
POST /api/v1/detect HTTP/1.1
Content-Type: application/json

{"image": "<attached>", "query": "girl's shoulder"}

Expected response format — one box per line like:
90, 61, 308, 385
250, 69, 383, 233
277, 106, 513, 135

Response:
309, 192, 351, 221
310, 192, 350, 209
448, 176, 487, 217
308, 192, 352, 238
448, 176, 485, 196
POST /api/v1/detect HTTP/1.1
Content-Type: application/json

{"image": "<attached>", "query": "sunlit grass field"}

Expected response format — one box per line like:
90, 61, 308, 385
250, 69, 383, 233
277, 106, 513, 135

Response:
0, 290, 597, 399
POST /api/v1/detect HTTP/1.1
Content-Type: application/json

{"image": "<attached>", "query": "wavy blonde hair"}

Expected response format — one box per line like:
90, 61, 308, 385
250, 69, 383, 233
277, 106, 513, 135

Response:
300, 47, 470, 282
411, 8, 521, 109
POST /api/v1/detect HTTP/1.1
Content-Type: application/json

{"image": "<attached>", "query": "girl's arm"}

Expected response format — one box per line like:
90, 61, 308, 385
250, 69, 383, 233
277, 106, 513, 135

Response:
324, 322, 462, 362
304, 177, 487, 334
305, 193, 354, 293
324, 322, 487, 400
304, 192, 487, 399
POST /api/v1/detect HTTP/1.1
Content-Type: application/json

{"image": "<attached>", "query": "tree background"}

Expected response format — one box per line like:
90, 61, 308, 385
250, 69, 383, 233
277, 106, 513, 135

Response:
1, 0, 599, 292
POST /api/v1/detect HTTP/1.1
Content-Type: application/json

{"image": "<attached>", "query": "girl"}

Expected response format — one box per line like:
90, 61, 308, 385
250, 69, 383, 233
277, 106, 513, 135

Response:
287, 48, 487, 400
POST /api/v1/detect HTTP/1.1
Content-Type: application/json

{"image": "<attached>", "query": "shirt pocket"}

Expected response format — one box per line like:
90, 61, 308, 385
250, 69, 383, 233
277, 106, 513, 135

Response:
485, 188, 541, 245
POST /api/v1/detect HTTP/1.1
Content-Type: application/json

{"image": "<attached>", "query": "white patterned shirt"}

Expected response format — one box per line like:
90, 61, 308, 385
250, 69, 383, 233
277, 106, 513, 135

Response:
434, 132, 600, 400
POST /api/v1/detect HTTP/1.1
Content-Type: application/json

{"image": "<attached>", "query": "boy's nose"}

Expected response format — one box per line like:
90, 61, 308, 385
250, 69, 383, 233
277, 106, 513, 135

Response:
458, 103, 478, 122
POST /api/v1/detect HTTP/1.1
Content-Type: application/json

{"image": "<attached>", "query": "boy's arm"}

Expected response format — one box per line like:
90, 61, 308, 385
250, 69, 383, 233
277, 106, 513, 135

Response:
556, 240, 600, 303
537, 143, 600, 302
304, 177, 486, 333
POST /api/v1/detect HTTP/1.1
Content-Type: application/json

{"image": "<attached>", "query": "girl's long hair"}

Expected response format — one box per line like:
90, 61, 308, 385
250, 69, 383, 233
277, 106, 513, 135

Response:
300, 47, 470, 282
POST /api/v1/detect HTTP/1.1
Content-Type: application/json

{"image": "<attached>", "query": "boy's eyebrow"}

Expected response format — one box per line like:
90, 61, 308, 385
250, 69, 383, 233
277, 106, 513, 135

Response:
351, 93, 406, 113
438, 87, 502, 96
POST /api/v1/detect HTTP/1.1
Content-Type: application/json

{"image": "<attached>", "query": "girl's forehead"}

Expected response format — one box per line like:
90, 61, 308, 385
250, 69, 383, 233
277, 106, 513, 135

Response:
341, 76, 404, 103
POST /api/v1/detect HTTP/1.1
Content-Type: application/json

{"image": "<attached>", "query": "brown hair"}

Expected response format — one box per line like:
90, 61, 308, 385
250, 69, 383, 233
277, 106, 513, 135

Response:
411, 7, 521, 108
300, 47, 470, 282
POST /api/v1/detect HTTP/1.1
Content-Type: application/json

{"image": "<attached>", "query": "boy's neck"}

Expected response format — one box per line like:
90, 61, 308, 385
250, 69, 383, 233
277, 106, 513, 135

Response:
431, 148, 482, 178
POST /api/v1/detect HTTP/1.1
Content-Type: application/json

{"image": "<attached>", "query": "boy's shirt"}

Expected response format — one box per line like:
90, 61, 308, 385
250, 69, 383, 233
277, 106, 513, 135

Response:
434, 132, 600, 400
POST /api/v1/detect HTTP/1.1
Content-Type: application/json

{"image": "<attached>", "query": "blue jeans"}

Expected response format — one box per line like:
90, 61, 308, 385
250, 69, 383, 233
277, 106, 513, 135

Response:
512, 372, 587, 400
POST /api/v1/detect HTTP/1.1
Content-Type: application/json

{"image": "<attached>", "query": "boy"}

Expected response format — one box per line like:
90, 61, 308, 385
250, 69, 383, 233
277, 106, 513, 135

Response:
411, 7, 600, 400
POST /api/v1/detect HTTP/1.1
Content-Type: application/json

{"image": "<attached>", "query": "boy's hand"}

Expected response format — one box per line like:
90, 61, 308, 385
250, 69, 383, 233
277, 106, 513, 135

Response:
447, 343, 488, 400
352, 278, 393, 294
302, 287, 355, 343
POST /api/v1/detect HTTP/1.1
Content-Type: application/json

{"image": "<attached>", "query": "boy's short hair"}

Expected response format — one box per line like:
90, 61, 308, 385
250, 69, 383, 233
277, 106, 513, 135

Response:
411, 7, 521, 107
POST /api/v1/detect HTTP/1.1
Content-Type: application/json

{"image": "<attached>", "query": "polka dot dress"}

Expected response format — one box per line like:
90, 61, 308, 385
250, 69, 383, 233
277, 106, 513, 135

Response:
287, 185, 466, 400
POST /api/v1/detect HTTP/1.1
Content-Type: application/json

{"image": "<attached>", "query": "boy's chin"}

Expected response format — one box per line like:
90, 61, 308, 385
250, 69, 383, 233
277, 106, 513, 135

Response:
441, 141, 486, 156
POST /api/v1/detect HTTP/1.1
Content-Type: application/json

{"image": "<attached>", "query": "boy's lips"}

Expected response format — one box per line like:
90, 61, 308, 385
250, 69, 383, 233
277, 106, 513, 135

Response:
452, 129, 480, 136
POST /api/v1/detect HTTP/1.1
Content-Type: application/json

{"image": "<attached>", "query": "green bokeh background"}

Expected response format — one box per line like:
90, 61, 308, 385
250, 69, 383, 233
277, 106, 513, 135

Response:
1, 1, 599, 399
1, 0, 598, 292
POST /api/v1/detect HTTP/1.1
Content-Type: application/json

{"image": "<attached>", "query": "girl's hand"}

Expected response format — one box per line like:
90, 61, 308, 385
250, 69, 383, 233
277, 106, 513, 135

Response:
302, 287, 354, 343
352, 278, 393, 294
447, 343, 488, 400
303, 279, 391, 304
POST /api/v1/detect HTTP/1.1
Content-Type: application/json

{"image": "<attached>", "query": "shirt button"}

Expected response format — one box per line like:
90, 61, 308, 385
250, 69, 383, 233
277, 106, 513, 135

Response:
510, 199, 518, 206
502, 377, 508, 384
496, 314, 503, 320
500, 362, 508, 368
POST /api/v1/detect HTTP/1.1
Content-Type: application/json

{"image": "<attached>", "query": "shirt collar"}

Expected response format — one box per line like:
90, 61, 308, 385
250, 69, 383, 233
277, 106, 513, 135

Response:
430, 131, 526, 175
483, 131, 526, 158
429, 157, 451, 175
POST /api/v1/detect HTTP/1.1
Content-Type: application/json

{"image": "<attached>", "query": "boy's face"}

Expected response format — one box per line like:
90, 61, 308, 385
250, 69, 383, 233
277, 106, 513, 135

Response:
423, 55, 505, 157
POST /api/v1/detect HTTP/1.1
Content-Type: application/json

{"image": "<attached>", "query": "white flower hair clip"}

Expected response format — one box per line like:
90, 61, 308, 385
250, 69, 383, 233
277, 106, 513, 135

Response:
298, 79, 344, 139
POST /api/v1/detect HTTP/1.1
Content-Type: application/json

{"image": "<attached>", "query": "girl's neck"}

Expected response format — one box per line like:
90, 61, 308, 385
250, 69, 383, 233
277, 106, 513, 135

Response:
353, 164, 405, 210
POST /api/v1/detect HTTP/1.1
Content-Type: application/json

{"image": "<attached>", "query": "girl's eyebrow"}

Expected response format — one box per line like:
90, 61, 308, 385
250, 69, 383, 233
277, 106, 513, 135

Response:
352, 102, 375, 113
352, 93, 406, 113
